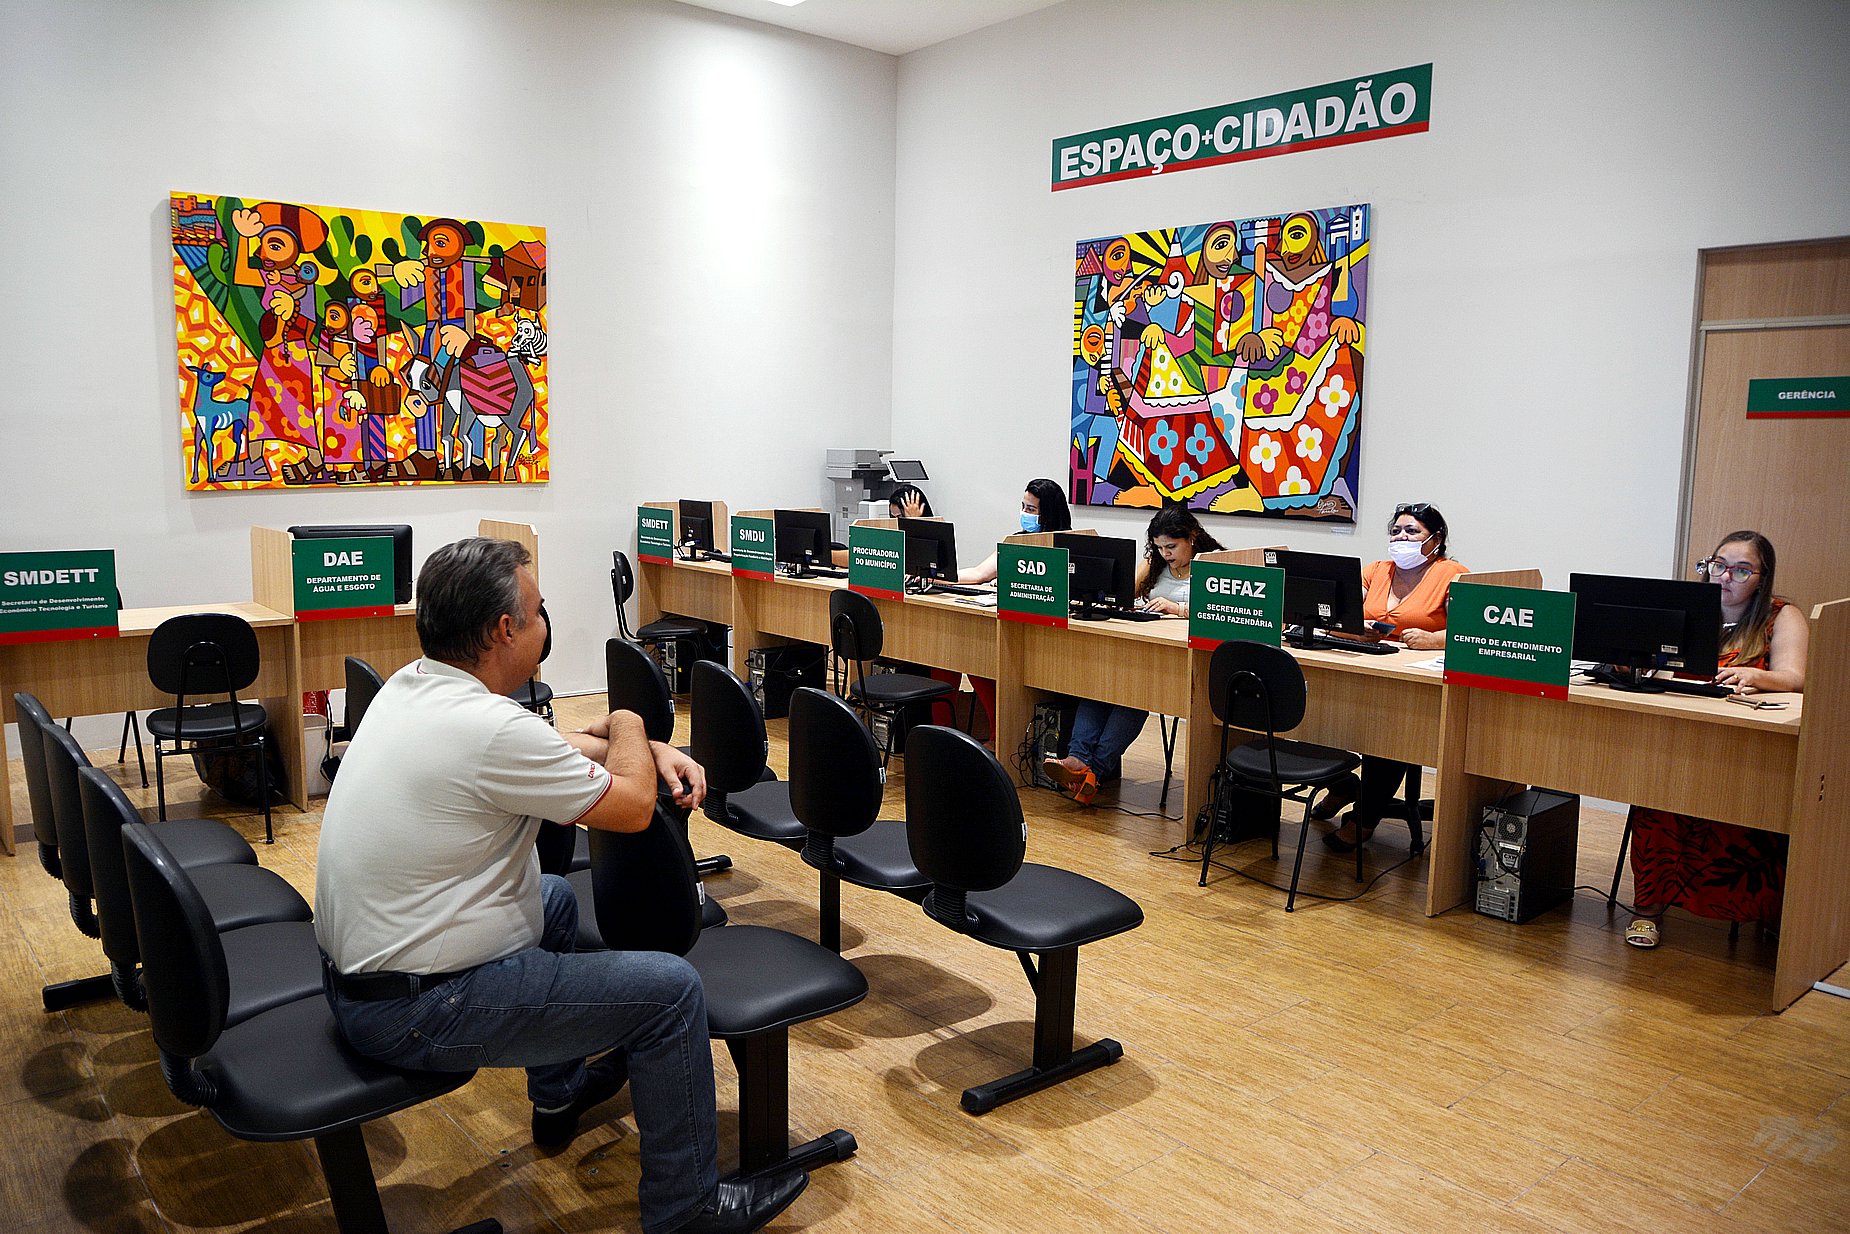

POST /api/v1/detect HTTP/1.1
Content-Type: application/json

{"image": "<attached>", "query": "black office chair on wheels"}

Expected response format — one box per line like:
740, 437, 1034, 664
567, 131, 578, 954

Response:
121, 824, 499, 1234
585, 809, 865, 1180
145, 612, 275, 843
788, 686, 930, 953
612, 549, 714, 687
1197, 641, 1362, 910
904, 725, 1144, 1114
828, 589, 957, 771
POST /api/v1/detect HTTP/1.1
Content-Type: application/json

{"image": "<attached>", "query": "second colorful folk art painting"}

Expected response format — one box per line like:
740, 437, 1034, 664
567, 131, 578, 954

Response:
1072, 204, 1368, 521
171, 192, 548, 490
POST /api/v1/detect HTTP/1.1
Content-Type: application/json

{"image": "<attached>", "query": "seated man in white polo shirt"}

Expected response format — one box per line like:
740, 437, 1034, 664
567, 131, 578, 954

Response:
315, 536, 805, 1234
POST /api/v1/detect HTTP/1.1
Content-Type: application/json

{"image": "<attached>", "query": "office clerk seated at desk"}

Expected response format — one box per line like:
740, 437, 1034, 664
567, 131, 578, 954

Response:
315, 537, 806, 1234
1318, 502, 1470, 850
1043, 506, 1223, 805
957, 477, 1073, 584
1624, 530, 1809, 951
829, 484, 934, 566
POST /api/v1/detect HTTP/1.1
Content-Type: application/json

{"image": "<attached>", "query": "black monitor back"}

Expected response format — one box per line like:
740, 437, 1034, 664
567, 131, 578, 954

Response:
1569, 573, 1721, 679
1055, 533, 1137, 612
773, 509, 831, 571
678, 499, 716, 554
1266, 548, 1366, 638
898, 518, 957, 582
288, 524, 413, 603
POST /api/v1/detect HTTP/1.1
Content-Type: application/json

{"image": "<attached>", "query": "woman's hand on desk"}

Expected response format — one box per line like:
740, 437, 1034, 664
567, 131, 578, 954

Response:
1400, 629, 1444, 651
1140, 597, 1185, 617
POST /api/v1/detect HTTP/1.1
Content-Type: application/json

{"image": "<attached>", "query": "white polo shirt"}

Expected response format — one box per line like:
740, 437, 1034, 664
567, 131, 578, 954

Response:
314, 657, 612, 975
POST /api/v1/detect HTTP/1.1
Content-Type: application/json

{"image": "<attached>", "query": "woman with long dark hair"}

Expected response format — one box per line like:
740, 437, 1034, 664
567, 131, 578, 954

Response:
1043, 506, 1222, 803
1623, 530, 1809, 948
959, 478, 1073, 584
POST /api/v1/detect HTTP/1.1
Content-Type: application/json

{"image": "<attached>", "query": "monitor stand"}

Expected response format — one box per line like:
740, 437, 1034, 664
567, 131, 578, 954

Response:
1603, 663, 1667, 693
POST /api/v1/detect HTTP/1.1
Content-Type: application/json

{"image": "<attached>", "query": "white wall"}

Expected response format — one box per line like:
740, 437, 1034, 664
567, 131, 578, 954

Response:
0, 0, 898, 696
890, 0, 1850, 584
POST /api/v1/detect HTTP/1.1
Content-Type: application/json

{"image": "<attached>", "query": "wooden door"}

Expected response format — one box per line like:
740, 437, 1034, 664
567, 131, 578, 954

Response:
1684, 240, 1850, 612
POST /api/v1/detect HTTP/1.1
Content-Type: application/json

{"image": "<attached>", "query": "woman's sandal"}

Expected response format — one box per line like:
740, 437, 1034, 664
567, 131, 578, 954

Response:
1310, 774, 1360, 822
1042, 758, 1100, 807
1625, 919, 1661, 949
1320, 813, 1378, 853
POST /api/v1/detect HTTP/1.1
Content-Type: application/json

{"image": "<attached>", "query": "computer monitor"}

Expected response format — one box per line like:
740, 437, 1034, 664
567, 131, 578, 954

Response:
898, 517, 957, 588
887, 458, 928, 483
1569, 573, 1722, 690
288, 525, 413, 604
1264, 549, 1368, 647
1054, 533, 1137, 619
678, 499, 717, 558
772, 508, 832, 576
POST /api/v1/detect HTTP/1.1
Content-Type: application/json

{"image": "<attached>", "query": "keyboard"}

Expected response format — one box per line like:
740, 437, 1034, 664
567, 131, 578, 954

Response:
704, 551, 732, 563
802, 566, 847, 579
1294, 631, 1398, 655
1657, 678, 1735, 699
926, 582, 986, 596
1111, 609, 1168, 623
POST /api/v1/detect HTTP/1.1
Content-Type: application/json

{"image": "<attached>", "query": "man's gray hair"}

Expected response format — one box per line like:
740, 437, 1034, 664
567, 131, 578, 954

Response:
416, 537, 531, 663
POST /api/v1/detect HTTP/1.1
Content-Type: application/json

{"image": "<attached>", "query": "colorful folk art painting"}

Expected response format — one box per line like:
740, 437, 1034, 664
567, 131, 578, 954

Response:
1071, 204, 1368, 521
171, 192, 549, 491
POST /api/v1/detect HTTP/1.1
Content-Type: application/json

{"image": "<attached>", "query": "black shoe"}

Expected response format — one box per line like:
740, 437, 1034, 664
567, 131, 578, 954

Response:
1310, 773, 1359, 822
1320, 813, 1377, 853
677, 1171, 809, 1234
532, 1052, 630, 1149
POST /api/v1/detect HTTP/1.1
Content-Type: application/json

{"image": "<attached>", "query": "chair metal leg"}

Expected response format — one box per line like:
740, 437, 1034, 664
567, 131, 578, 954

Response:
1158, 716, 1179, 809
1402, 764, 1425, 853
960, 947, 1122, 1114
121, 711, 148, 787
820, 873, 842, 954
1608, 812, 1636, 906
257, 734, 273, 844
1285, 804, 1315, 912
727, 1033, 857, 1179
153, 744, 168, 821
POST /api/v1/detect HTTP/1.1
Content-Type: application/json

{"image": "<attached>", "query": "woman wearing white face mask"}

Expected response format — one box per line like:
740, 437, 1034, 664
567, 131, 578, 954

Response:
1317, 502, 1468, 850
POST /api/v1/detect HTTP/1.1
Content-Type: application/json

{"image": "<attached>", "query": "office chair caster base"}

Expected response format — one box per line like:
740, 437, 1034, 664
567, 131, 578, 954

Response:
42, 972, 117, 1012
960, 1038, 1124, 1115
695, 854, 733, 876
740, 1128, 857, 1181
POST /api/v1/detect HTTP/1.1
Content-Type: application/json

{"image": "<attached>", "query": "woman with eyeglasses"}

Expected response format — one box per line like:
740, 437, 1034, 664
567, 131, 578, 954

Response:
1317, 502, 1469, 850
1623, 530, 1809, 949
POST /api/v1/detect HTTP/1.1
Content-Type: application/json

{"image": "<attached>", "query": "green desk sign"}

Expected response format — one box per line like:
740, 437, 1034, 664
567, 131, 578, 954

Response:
1188, 561, 1284, 649
0, 550, 118, 645
1746, 376, 1850, 419
637, 505, 676, 564
731, 516, 775, 580
847, 525, 906, 601
997, 543, 1069, 627
1444, 581, 1576, 701
292, 536, 394, 622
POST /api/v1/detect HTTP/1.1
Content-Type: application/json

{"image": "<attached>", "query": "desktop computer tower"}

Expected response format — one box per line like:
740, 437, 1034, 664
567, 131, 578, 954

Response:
1475, 788, 1580, 923
747, 644, 824, 720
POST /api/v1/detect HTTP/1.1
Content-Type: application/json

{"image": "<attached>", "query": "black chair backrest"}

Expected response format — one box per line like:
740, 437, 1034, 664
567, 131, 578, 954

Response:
41, 723, 97, 905
829, 589, 883, 664
12, 693, 60, 856
903, 725, 1026, 894
122, 823, 229, 1061
147, 612, 261, 698
689, 660, 768, 793
343, 656, 386, 740
1207, 641, 1306, 734
538, 602, 552, 663
611, 550, 636, 608
587, 807, 704, 958
80, 766, 146, 972
606, 637, 674, 743
788, 687, 882, 840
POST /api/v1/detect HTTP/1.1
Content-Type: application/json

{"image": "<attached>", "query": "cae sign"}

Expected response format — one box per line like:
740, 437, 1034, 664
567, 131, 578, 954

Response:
1444, 581, 1575, 700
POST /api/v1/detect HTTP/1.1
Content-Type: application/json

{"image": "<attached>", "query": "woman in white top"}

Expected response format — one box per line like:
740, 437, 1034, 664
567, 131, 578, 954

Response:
1044, 506, 1223, 804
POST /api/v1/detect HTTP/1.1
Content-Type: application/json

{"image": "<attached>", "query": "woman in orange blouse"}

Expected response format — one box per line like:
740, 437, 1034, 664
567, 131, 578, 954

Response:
1321, 503, 1468, 849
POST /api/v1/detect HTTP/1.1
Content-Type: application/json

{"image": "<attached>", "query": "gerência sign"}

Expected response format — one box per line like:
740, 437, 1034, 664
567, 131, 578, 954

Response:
1051, 64, 1432, 191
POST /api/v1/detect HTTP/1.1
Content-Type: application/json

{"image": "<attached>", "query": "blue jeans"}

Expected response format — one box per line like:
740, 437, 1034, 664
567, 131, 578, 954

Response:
1068, 702, 1148, 783
327, 875, 718, 1233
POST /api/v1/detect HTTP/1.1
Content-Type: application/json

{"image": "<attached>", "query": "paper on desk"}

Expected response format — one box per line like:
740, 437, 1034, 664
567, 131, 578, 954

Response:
1410, 655, 1445, 671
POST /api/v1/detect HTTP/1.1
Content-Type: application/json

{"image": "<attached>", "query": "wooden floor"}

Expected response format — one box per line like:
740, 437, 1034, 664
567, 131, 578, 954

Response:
5, 693, 1848, 1233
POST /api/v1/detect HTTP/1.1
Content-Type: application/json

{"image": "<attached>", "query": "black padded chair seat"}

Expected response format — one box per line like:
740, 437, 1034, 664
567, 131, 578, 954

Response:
723, 781, 808, 847
845, 673, 953, 707
159, 820, 259, 870
689, 924, 867, 1039
1224, 738, 1360, 787
145, 702, 269, 742
637, 618, 706, 641
197, 995, 473, 1142
220, 921, 327, 1028
830, 821, 930, 898
569, 868, 723, 952
192, 864, 312, 932
961, 864, 1144, 954
509, 680, 554, 710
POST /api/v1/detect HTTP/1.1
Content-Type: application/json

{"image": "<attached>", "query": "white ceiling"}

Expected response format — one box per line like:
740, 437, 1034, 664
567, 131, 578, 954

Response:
668, 0, 1067, 56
